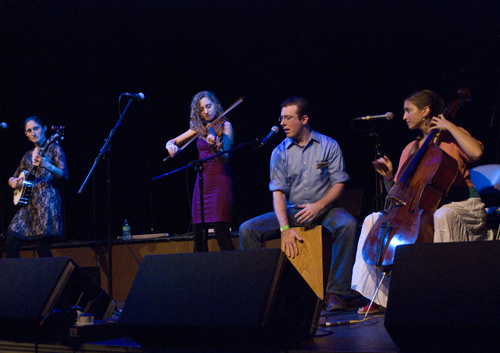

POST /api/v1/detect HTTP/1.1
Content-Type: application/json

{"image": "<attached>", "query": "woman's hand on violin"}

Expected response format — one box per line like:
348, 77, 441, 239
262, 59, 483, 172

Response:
206, 133, 216, 147
166, 142, 179, 157
372, 155, 393, 180
206, 133, 224, 152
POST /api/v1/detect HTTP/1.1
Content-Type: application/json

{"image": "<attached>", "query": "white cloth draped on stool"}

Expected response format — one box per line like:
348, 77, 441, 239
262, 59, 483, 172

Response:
351, 198, 487, 308
351, 212, 390, 307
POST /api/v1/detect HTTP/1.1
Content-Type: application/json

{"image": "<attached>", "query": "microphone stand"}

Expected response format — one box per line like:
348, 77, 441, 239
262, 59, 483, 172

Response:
153, 137, 262, 252
78, 97, 135, 297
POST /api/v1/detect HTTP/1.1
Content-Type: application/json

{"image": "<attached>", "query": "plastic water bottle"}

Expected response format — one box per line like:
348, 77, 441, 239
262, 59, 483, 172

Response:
122, 219, 131, 240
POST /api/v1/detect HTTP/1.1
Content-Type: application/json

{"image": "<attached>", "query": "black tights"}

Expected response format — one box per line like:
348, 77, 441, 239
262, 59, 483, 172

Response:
5, 233, 53, 258
192, 222, 235, 252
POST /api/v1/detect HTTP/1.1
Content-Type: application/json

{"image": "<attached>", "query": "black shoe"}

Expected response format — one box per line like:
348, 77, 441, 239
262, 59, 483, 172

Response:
346, 291, 370, 310
326, 293, 347, 312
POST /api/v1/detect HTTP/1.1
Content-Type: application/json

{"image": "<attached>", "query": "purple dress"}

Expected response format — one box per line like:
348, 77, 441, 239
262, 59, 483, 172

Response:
192, 137, 233, 224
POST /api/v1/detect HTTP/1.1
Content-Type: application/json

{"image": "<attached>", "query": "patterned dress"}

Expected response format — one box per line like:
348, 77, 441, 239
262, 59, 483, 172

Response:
191, 137, 233, 224
8, 143, 68, 240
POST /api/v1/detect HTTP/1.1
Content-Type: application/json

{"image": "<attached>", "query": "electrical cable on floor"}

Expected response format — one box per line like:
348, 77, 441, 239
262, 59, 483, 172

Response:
322, 314, 385, 327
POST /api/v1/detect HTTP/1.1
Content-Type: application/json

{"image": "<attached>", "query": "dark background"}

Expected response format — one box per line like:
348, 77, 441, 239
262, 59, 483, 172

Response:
1, 0, 499, 242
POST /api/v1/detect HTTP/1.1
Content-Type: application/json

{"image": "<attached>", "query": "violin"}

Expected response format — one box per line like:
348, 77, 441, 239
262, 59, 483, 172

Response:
202, 117, 225, 151
362, 88, 472, 272
163, 97, 243, 161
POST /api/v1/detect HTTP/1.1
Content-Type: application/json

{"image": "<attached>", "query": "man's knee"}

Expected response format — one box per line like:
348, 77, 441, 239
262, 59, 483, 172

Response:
337, 212, 358, 234
326, 212, 359, 244
239, 217, 256, 234
238, 219, 256, 250
345, 214, 358, 230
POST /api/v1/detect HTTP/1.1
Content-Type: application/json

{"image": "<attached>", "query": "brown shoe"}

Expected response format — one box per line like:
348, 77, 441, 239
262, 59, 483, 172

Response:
326, 293, 347, 312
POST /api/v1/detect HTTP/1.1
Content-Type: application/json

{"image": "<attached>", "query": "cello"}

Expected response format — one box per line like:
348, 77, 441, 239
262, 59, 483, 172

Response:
362, 88, 472, 272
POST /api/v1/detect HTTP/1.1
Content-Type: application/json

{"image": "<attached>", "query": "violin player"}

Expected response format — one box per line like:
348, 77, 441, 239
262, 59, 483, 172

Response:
166, 91, 235, 252
351, 89, 488, 315
239, 97, 360, 312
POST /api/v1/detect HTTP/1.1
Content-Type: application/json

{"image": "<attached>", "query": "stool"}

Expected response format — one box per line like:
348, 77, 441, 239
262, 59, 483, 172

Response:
280, 226, 332, 299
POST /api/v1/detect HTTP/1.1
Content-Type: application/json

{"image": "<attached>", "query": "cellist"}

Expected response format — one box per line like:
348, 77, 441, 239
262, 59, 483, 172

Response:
351, 89, 487, 315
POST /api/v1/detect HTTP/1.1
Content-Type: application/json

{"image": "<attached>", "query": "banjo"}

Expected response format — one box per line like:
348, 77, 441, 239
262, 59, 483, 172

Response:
13, 126, 65, 207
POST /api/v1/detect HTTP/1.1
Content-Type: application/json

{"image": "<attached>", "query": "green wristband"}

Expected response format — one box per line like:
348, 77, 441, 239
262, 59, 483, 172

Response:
280, 225, 290, 233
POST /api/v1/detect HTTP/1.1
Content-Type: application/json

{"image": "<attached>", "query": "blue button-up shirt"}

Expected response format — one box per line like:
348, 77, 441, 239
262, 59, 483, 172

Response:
269, 130, 349, 208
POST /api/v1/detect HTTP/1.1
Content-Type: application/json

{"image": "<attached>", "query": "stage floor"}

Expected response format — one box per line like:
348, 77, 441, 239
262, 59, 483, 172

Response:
0, 308, 400, 353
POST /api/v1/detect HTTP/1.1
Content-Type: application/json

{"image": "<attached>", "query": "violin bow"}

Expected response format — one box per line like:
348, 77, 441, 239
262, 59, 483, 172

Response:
163, 97, 244, 161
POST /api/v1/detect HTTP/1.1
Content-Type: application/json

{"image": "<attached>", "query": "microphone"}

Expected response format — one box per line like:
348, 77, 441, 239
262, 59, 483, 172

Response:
352, 112, 394, 122
0, 122, 7, 129
258, 126, 279, 149
122, 92, 145, 101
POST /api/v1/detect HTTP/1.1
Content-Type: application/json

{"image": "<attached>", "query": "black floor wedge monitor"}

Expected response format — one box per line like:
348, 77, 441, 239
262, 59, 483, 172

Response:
0, 257, 116, 343
118, 249, 322, 350
385, 242, 500, 353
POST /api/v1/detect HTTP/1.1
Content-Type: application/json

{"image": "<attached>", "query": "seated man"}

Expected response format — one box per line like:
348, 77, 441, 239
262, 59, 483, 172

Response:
239, 97, 359, 311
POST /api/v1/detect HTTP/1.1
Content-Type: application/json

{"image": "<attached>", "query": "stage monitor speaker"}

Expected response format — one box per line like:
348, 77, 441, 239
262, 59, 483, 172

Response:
384, 242, 500, 353
0, 257, 116, 343
118, 249, 322, 350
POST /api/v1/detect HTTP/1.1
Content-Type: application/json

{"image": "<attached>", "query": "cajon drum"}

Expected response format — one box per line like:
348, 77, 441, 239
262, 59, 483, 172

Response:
281, 226, 332, 300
